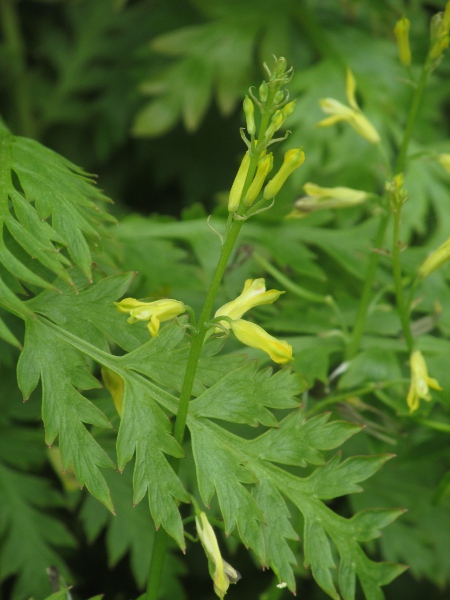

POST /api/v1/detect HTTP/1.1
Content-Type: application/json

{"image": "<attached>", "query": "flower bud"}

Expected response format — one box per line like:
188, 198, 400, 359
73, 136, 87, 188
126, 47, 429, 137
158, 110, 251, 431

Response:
263, 148, 305, 199
394, 17, 412, 66
274, 56, 287, 77
243, 96, 256, 136
282, 100, 296, 119
429, 8, 450, 60
273, 91, 284, 105
264, 110, 285, 139
243, 153, 273, 206
228, 151, 250, 212
259, 81, 269, 103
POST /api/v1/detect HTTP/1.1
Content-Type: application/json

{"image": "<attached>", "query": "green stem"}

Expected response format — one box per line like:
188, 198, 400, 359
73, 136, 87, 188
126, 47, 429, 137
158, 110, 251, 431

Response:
391, 207, 414, 351
346, 60, 431, 360
145, 218, 243, 600
394, 63, 430, 175
345, 212, 390, 359
0, 0, 37, 138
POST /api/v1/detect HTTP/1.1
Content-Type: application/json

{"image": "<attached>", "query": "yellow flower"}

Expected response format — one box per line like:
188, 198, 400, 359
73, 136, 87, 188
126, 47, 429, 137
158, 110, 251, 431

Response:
195, 512, 241, 599
215, 279, 293, 363
215, 278, 284, 326
407, 350, 442, 412
291, 182, 368, 217
263, 148, 305, 199
318, 69, 380, 144
418, 237, 450, 278
393, 17, 412, 67
230, 319, 293, 364
115, 297, 185, 337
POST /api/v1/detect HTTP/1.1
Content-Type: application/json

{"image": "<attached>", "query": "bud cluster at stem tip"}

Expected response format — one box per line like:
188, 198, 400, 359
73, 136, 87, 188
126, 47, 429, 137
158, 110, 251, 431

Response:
227, 56, 305, 215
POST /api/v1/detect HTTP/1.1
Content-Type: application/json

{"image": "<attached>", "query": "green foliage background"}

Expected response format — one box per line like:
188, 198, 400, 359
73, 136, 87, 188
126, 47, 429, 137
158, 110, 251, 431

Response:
1, 1, 450, 599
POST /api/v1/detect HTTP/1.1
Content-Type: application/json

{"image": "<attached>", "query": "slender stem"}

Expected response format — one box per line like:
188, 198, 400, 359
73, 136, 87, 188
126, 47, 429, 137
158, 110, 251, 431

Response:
394, 63, 430, 175
173, 218, 243, 445
345, 211, 390, 359
145, 529, 170, 600
391, 207, 414, 351
0, 0, 37, 138
145, 219, 243, 600
346, 60, 431, 360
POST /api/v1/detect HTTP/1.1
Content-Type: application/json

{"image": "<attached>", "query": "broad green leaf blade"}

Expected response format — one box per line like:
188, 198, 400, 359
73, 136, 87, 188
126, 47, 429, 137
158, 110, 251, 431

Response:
190, 362, 302, 426
116, 376, 189, 548
0, 463, 76, 600
17, 318, 115, 510
190, 418, 265, 560
0, 123, 116, 308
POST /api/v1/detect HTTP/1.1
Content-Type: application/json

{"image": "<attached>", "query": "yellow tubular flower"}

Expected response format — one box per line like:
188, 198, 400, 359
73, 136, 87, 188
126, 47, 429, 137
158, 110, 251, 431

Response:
230, 319, 293, 364
292, 182, 368, 216
263, 148, 305, 199
243, 153, 273, 206
195, 512, 241, 599
394, 17, 412, 66
215, 278, 284, 328
418, 237, 450, 278
101, 367, 125, 417
407, 350, 442, 412
228, 151, 251, 212
318, 69, 380, 144
115, 297, 186, 337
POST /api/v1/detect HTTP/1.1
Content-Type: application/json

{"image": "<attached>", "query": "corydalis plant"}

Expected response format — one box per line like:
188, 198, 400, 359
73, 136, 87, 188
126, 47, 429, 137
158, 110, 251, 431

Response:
110, 58, 404, 600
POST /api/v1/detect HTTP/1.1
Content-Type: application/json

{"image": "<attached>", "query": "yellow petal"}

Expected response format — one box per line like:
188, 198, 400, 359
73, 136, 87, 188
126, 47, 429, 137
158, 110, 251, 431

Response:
230, 319, 293, 364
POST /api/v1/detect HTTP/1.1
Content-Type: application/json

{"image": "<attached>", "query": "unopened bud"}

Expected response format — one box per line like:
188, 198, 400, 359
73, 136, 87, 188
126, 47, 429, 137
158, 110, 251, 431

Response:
228, 151, 250, 212
263, 148, 305, 199
243, 153, 273, 206
265, 110, 285, 139
273, 91, 284, 105
243, 96, 256, 136
274, 56, 287, 77
430, 10, 450, 60
385, 173, 407, 209
394, 17, 412, 66
282, 100, 296, 119
259, 81, 269, 103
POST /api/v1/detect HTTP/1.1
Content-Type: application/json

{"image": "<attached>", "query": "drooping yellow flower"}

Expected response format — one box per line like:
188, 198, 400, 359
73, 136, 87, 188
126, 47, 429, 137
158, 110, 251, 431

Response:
215, 279, 293, 363
115, 297, 186, 337
230, 319, 293, 364
318, 69, 380, 144
215, 278, 284, 326
407, 350, 442, 412
195, 512, 241, 599
291, 182, 368, 217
